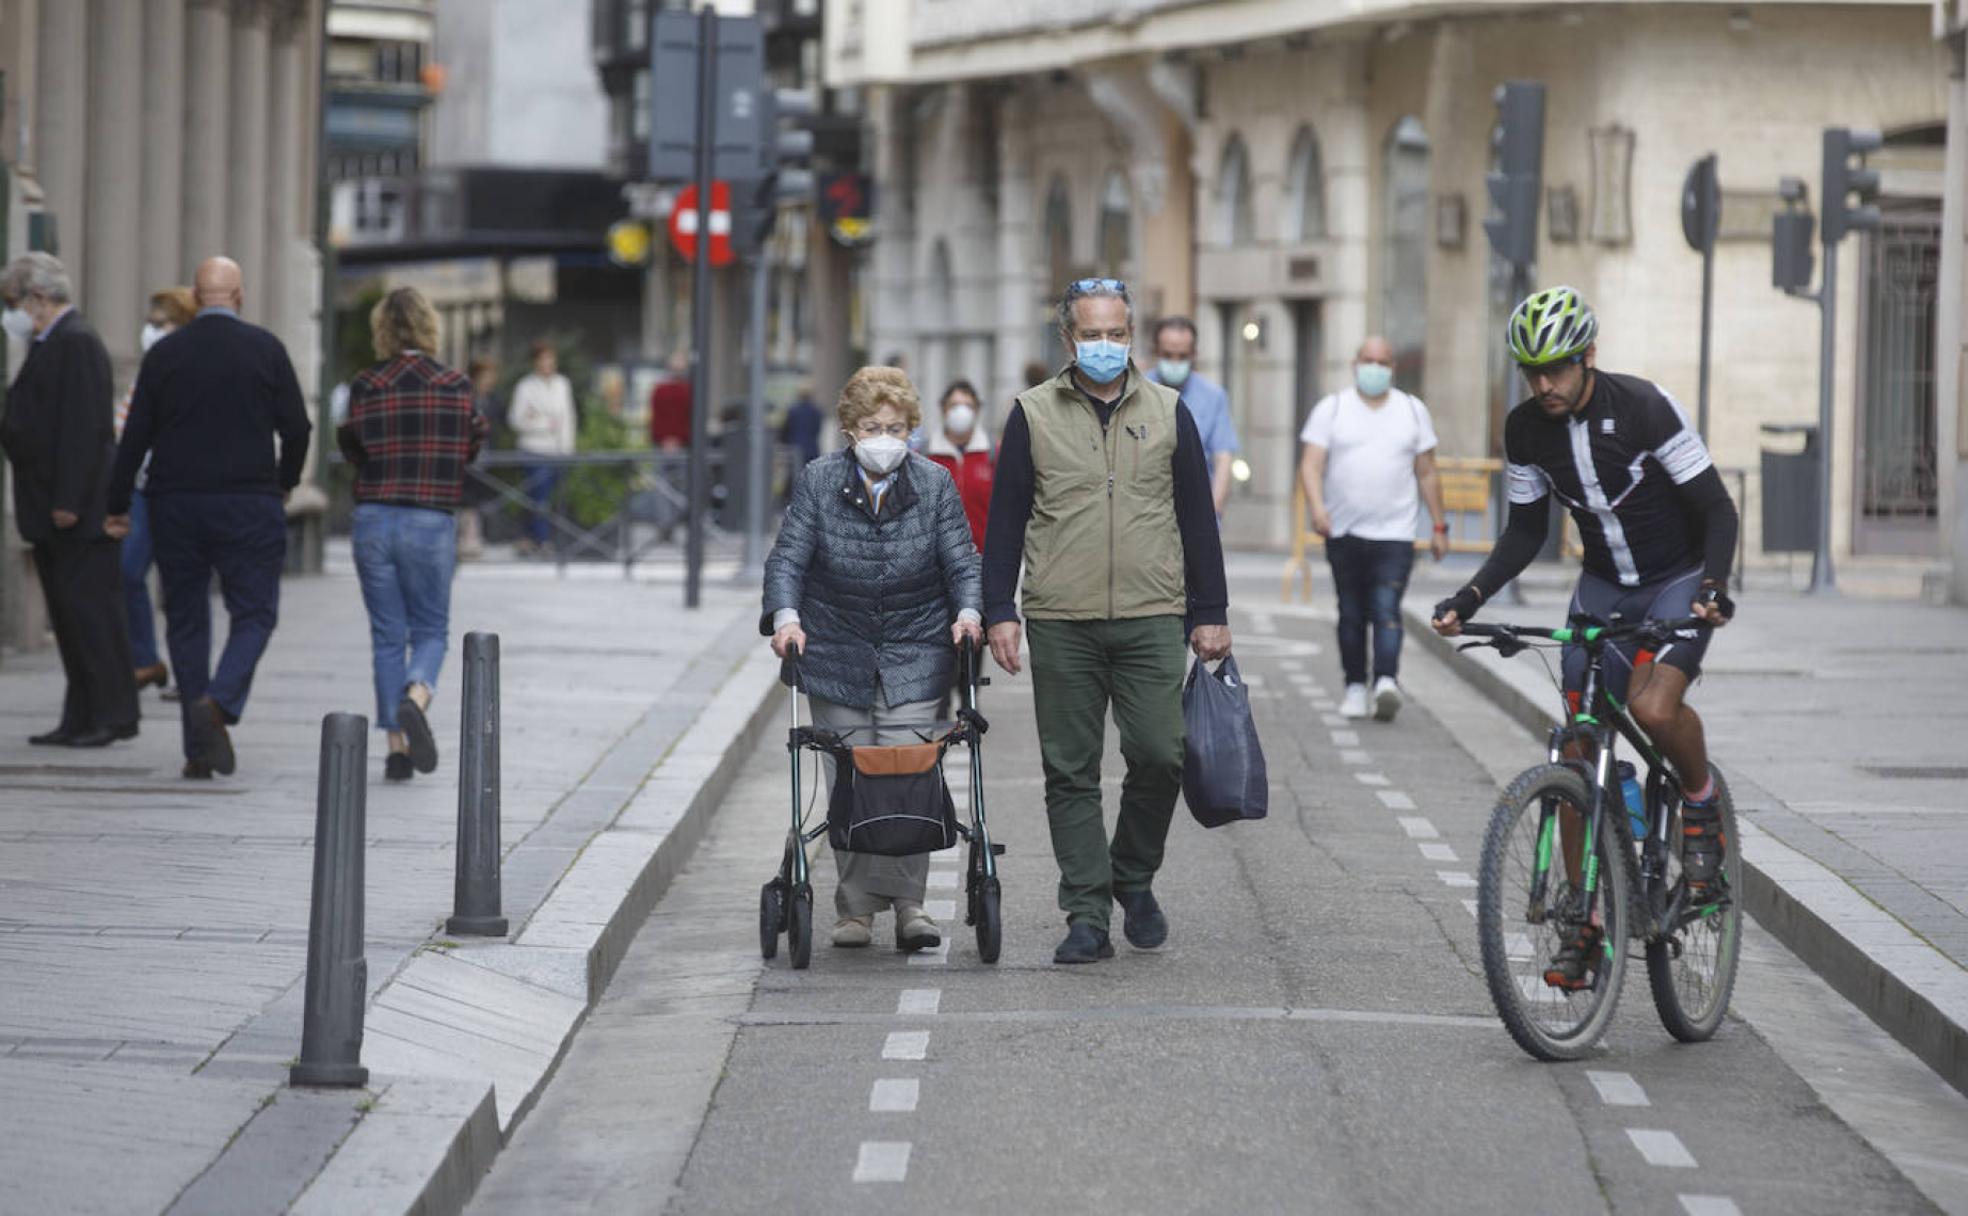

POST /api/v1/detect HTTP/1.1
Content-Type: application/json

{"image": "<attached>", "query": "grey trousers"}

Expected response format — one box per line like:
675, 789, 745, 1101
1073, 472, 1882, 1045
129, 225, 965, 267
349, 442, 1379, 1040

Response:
809, 692, 940, 918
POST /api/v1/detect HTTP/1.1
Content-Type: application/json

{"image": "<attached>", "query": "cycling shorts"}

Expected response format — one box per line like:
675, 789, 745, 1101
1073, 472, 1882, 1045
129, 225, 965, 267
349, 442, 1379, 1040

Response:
1560, 565, 1709, 707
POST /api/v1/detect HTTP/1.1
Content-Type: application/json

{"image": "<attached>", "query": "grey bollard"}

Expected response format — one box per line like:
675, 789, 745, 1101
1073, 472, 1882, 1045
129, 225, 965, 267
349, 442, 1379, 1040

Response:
447, 631, 508, 936
291, 713, 370, 1088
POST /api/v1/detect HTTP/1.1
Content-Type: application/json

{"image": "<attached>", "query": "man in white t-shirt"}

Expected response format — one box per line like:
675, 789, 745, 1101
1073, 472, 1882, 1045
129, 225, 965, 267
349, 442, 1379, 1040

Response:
1297, 336, 1449, 722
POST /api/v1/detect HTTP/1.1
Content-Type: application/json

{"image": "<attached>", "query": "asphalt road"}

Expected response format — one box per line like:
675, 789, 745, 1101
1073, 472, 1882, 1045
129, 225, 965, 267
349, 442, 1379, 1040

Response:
469, 584, 1965, 1215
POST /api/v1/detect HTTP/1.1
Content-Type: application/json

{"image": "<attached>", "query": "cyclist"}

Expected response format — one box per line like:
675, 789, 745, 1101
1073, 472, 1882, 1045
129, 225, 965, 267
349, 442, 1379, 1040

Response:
1431, 286, 1737, 989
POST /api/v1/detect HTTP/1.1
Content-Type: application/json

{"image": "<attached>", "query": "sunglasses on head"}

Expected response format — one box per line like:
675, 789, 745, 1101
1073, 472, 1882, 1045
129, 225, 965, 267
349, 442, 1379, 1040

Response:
1066, 277, 1128, 298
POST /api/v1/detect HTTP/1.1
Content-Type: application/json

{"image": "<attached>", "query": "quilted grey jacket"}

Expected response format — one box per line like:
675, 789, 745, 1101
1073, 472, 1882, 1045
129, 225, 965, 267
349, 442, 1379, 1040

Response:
761, 450, 983, 709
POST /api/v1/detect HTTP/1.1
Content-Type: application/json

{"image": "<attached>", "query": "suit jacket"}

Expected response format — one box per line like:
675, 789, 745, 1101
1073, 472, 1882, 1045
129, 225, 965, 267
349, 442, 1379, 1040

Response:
0, 311, 117, 544
109, 310, 312, 513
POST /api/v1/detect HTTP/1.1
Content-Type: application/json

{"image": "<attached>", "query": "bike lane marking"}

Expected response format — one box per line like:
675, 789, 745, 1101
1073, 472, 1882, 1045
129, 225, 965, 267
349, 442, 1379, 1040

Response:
1330, 730, 1361, 747
1377, 790, 1417, 810
1418, 842, 1458, 862
1627, 1129, 1698, 1168
897, 989, 941, 1015
853, 1141, 912, 1182
1398, 816, 1439, 838
926, 899, 957, 920
869, 1078, 920, 1113
1677, 1196, 1742, 1216
882, 1031, 929, 1060
1339, 749, 1373, 765
1586, 1070, 1650, 1107
1354, 772, 1391, 786
1436, 871, 1477, 888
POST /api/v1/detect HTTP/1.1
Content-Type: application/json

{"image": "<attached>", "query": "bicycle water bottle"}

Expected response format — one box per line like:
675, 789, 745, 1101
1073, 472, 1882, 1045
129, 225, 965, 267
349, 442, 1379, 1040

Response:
1616, 761, 1646, 840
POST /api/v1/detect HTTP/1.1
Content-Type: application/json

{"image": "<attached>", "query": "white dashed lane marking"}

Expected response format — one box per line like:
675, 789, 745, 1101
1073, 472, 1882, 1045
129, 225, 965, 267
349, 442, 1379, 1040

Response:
1398, 817, 1439, 839
869, 1079, 920, 1113
853, 1141, 912, 1182
1461, 899, 1479, 918
1628, 1129, 1698, 1168
1339, 750, 1373, 766
897, 989, 941, 1015
882, 1031, 929, 1061
1376, 790, 1417, 811
1418, 842, 1458, 862
1354, 772, 1391, 786
1330, 730, 1361, 747
1320, 714, 1348, 727
1587, 1070, 1650, 1107
1678, 1197, 1743, 1216
1437, 871, 1477, 888
926, 899, 957, 920
926, 871, 958, 890
906, 939, 951, 966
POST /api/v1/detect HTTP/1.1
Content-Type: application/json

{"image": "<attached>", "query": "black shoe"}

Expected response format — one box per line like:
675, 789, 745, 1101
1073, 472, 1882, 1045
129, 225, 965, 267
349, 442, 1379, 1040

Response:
1053, 923, 1115, 965
1680, 796, 1725, 896
182, 759, 215, 780
1543, 923, 1603, 991
1114, 888, 1168, 949
397, 692, 438, 774
29, 728, 77, 746
192, 697, 236, 776
109, 723, 139, 742
64, 728, 119, 748
384, 752, 414, 782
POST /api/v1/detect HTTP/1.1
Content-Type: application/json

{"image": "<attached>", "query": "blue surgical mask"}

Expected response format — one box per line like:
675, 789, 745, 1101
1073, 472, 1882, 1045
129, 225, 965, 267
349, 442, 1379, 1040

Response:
1156, 359, 1190, 386
1076, 339, 1131, 385
1355, 362, 1393, 398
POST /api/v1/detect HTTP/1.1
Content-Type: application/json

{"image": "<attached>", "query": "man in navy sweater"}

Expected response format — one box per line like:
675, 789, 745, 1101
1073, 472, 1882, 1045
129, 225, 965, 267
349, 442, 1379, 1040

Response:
108, 257, 312, 778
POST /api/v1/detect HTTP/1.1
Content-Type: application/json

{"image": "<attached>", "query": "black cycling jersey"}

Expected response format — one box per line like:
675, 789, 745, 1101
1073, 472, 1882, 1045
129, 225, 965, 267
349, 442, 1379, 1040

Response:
1495, 371, 1721, 589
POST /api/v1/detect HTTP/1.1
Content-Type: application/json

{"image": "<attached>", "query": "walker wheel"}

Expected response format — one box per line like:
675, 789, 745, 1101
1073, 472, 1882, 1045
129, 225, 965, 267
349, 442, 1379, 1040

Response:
976, 877, 1002, 964
789, 883, 814, 970
758, 881, 785, 960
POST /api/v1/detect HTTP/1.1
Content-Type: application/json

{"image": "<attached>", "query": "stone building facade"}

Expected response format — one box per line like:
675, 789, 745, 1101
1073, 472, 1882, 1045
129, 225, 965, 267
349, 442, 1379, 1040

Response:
828, 0, 1956, 583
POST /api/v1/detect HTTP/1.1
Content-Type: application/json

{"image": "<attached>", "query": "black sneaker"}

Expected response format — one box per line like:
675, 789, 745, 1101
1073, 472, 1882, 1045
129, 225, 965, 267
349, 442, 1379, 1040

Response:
1053, 923, 1115, 965
1680, 796, 1725, 897
1113, 888, 1168, 949
1543, 923, 1603, 991
384, 752, 415, 782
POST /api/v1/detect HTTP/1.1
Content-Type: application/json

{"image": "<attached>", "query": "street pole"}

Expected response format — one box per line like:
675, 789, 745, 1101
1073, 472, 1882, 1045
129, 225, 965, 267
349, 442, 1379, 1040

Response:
1698, 210, 1715, 442
1811, 238, 1840, 594
685, 6, 717, 610
743, 252, 768, 573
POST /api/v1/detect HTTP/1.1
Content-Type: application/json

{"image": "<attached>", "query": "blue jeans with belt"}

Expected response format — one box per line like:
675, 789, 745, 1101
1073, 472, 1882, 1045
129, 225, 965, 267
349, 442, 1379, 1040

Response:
1325, 534, 1416, 686
351, 503, 457, 732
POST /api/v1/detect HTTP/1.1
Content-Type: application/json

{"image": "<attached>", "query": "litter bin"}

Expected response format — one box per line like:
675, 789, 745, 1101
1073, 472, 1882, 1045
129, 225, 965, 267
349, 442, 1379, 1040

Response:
1759, 423, 1818, 553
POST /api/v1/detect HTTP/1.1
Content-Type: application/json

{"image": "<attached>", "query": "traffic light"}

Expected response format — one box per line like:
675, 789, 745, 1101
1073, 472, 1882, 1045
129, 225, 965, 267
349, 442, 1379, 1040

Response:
1483, 81, 1546, 267
1772, 176, 1815, 293
735, 87, 817, 258
1820, 127, 1883, 244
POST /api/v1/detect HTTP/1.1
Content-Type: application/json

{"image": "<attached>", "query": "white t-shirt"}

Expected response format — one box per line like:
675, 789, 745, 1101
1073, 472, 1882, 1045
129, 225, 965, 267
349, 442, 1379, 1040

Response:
1298, 387, 1439, 542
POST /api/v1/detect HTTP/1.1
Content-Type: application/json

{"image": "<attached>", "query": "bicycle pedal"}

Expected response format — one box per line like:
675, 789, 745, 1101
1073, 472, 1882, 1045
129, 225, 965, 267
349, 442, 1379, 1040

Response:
990, 842, 1007, 856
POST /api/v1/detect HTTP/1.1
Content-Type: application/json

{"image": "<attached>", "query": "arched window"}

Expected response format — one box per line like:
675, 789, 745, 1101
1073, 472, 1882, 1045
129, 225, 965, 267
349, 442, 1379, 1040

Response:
1096, 171, 1133, 276
1285, 126, 1327, 242
1214, 134, 1254, 247
1042, 176, 1073, 288
1382, 115, 1431, 387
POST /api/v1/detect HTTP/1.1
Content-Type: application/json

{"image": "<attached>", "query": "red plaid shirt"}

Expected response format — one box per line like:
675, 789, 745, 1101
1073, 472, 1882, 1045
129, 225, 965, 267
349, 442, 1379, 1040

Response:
341, 353, 485, 510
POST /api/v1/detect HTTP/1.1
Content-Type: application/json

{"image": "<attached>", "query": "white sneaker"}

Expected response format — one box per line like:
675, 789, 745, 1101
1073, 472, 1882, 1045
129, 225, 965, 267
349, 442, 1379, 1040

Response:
1340, 684, 1370, 719
1372, 677, 1403, 722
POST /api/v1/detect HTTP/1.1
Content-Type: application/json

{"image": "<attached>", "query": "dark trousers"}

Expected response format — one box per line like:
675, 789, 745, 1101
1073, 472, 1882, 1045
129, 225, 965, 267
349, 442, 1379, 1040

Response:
31, 534, 140, 733
1325, 535, 1416, 686
523, 465, 560, 544
149, 493, 287, 755
1026, 615, 1188, 930
122, 489, 161, 668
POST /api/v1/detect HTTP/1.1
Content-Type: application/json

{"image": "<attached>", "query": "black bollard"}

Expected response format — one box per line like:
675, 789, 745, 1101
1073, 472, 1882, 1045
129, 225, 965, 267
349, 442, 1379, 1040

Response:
291, 713, 370, 1088
447, 631, 508, 936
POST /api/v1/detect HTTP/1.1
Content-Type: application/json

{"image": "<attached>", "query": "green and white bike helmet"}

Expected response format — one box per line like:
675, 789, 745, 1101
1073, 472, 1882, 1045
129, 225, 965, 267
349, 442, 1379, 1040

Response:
1507, 286, 1598, 367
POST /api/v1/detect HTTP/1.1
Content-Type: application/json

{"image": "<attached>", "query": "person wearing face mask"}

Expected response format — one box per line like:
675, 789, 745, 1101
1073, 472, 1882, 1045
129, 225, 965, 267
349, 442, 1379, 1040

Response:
981, 278, 1232, 966
117, 287, 199, 699
1297, 335, 1449, 723
762, 366, 983, 952
1146, 316, 1241, 518
0, 253, 142, 748
923, 379, 994, 549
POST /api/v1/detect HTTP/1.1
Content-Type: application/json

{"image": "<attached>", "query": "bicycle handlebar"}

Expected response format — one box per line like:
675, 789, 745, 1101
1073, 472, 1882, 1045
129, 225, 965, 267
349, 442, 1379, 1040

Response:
1458, 615, 1712, 649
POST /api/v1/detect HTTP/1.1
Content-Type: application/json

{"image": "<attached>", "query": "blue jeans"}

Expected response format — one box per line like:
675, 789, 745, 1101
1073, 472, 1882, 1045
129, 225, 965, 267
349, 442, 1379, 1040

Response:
523, 465, 560, 545
1325, 535, 1415, 686
351, 503, 456, 732
122, 490, 161, 668
149, 492, 287, 753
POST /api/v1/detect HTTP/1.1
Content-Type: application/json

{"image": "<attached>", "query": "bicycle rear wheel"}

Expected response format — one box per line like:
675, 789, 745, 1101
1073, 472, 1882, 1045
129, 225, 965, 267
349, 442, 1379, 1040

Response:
1479, 764, 1630, 1061
1647, 769, 1742, 1042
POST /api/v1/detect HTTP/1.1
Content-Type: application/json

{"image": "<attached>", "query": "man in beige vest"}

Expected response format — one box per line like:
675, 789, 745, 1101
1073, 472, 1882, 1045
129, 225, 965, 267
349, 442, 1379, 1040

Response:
982, 279, 1231, 965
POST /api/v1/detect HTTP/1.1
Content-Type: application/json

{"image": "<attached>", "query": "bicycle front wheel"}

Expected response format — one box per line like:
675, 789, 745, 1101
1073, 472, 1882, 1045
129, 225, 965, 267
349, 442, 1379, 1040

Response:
1479, 763, 1630, 1061
1647, 768, 1743, 1042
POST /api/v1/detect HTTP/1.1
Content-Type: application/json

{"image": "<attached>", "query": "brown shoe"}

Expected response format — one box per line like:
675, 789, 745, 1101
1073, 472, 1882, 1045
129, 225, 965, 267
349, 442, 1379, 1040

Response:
193, 697, 236, 776
134, 663, 170, 691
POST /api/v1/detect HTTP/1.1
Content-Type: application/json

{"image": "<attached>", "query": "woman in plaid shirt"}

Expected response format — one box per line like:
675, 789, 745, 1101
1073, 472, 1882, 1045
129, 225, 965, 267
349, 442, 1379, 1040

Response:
338, 288, 486, 781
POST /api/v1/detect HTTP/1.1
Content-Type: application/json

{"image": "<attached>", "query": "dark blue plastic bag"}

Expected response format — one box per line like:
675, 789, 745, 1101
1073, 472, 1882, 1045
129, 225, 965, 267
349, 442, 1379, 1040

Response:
1181, 655, 1269, 828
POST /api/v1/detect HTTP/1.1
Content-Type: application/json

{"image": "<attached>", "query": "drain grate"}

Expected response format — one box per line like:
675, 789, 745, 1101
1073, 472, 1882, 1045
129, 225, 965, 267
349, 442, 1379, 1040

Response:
1859, 765, 1968, 780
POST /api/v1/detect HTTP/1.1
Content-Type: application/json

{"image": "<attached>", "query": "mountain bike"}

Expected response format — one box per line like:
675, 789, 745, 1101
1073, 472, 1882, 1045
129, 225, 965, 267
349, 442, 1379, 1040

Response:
1455, 614, 1742, 1061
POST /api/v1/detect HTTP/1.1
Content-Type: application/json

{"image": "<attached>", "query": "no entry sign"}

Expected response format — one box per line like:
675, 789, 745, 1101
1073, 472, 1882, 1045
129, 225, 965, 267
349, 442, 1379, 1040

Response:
670, 181, 734, 267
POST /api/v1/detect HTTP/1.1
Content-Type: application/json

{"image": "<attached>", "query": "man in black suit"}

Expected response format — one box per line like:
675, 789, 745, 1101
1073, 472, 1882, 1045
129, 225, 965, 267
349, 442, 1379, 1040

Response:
108, 256, 312, 778
0, 253, 141, 746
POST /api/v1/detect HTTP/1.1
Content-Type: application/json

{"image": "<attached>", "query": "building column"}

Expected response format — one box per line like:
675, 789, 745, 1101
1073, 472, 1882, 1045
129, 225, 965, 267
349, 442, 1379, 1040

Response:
1942, 28, 1968, 605
33, 0, 89, 289
141, 0, 188, 300
87, 0, 145, 374
993, 88, 1036, 409
264, 3, 307, 346
228, 0, 271, 320
183, 0, 233, 276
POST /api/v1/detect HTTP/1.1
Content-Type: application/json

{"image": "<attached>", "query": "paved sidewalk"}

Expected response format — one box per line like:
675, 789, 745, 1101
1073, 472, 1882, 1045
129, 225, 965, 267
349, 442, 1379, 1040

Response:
0, 566, 776, 1215
1377, 556, 1968, 1098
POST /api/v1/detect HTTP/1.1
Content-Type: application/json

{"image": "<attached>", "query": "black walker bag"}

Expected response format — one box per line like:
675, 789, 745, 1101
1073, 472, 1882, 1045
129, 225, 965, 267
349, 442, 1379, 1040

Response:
826, 740, 960, 856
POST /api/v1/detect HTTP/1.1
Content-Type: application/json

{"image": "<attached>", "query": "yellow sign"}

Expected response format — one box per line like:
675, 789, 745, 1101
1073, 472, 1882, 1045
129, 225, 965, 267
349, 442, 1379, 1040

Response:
830, 216, 873, 247
607, 220, 652, 267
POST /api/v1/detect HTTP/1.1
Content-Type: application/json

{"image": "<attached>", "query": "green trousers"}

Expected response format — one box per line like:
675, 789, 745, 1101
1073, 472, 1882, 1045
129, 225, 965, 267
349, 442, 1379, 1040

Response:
1026, 615, 1188, 930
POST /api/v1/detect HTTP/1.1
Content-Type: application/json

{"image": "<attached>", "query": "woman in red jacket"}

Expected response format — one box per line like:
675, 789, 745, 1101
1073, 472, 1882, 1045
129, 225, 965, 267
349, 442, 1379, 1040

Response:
924, 379, 993, 549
